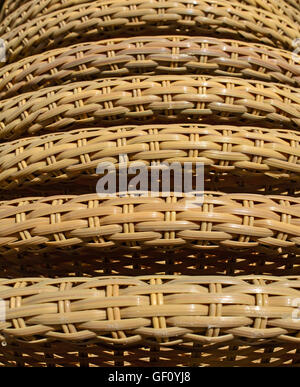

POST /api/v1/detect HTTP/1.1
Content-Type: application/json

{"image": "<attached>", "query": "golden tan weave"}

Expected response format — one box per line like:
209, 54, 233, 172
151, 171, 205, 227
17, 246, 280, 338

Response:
1, 36, 300, 100
1, 0, 299, 66
0, 192, 299, 253
1, 275, 300, 346
2, 247, 300, 279
0, 124, 299, 192
2, 75, 300, 140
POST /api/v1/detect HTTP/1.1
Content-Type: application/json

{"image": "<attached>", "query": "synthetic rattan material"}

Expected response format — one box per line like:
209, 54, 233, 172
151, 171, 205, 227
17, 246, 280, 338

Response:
1, 275, 300, 345
2, 75, 300, 140
1, 0, 299, 65
0, 192, 300, 253
0, 124, 299, 192
1, 36, 300, 100
2, 0, 300, 32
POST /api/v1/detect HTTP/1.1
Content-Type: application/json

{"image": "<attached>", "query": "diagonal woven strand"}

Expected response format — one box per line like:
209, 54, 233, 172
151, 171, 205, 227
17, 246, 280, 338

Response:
0, 192, 300, 253
0, 124, 299, 191
2, 75, 300, 140
1, 36, 300, 101
2, 0, 300, 32
1, 0, 299, 65
2, 247, 300, 278
1, 275, 300, 345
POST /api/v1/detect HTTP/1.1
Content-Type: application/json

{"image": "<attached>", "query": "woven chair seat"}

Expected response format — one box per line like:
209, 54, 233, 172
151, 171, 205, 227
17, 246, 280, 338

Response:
1, 36, 300, 100
0, 192, 299, 253
1, 275, 300, 346
1, 0, 299, 66
0, 124, 299, 192
2, 75, 300, 140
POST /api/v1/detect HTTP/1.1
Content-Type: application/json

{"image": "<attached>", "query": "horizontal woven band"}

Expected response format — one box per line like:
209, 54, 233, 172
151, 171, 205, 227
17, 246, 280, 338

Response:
1, 36, 300, 100
1, 0, 299, 65
2, 0, 300, 33
1, 275, 300, 345
0, 192, 300, 252
2, 75, 300, 140
0, 124, 299, 191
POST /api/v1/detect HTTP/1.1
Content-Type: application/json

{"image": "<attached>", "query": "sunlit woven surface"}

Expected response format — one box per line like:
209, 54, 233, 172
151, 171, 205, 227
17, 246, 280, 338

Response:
0, 193, 299, 254
1, 275, 300, 346
0, 124, 299, 193
2, 75, 300, 140
1, 36, 300, 100
1, 248, 300, 279
1, 0, 299, 65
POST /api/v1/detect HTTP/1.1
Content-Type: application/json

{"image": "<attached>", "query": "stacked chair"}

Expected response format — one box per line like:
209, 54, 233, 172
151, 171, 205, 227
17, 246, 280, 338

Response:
0, 0, 300, 367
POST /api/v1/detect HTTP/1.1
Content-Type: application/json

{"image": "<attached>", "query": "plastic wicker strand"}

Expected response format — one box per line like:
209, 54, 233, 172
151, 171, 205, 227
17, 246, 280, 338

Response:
0, 192, 300, 253
1, 0, 299, 65
1, 36, 300, 100
0, 124, 299, 191
1, 275, 300, 345
2, 247, 300, 278
2, 75, 300, 140
2, 0, 300, 32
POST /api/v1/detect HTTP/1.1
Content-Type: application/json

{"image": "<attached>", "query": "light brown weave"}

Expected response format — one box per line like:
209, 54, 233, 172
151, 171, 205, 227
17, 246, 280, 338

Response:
1, 0, 299, 65
2, 75, 300, 140
1, 36, 300, 100
1, 275, 300, 345
2, 0, 300, 32
0, 124, 299, 192
0, 192, 300, 253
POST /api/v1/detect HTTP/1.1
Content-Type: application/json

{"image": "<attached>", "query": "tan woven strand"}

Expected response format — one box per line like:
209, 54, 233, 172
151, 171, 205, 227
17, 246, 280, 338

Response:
2, 0, 300, 32
2, 75, 300, 140
1, 275, 300, 345
1, 36, 300, 101
0, 124, 299, 192
1, 0, 299, 65
0, 192, 300, 253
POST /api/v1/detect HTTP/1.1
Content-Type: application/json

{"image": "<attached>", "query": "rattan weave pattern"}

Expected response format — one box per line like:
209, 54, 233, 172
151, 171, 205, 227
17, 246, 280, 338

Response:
0, 124, 299, 192
1, 36, 300, 100
2, 75, 300, 140
1, 275, 300, 345
1, 0, 299, 65
2, 0, 300, 32
0, 192, 300, 253
1, 339, 300, 367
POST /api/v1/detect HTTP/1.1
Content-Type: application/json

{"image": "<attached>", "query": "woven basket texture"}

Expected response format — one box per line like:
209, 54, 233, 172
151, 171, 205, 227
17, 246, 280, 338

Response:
2, 75, 300, 141
2, 0, 300, 30
0, 192, 299, 253
1, 0, 300, 368
0, 124, 299, 194
1, 275, 300, 346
